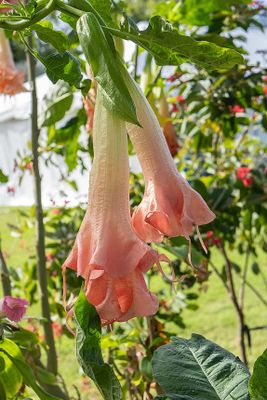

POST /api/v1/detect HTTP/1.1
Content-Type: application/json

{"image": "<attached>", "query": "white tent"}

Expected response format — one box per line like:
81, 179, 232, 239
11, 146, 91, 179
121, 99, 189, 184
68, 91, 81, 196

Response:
0, 74, 90, 207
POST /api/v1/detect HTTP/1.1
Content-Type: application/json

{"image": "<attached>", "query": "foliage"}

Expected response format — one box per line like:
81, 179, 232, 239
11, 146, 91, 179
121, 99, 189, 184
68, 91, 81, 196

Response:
0, 0, 267, 399
152, 334, 250, 399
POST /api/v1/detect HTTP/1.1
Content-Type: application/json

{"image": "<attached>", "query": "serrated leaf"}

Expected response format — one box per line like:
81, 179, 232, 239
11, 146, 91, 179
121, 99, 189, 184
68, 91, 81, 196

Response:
77, 12, 139, 125
39, 81, 73, 127
152, 334, 250, 400
74, 290, 122, 400
113, 15, 243, 70
33, 21, 69, 52
249, 349, 267, 400
40, 51, 82, 88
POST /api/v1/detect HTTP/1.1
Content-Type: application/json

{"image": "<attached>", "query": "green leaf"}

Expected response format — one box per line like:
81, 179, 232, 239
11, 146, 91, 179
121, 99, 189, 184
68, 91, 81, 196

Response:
36, 366, 57, 386
74, 290, 122, 400
33, 21, 69, 52
178, 0, 250, 27
0, 169, 8, 183
40, 51, 82, 88
112, 15, 243, 70
0, 339, 60, 400
0, 378, 6, 400
249, 349, 267, 400
0, 339, 22, 399
69, 0, 115, 27
152, 334, 250, 399
77, 12, 139, 125
39, 81, 73, 127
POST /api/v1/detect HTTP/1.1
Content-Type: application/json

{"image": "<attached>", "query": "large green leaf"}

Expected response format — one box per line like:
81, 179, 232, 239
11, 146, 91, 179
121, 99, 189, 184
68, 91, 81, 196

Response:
249, 349, 267, 400
0, 339, 22, 399
77, 12, 139, 125
152, 334, 250, 400
39, 81, 73, 127
40, 51, 82, 88
33, 21, 69, 52
0, 339, 60, 400
109, 15, 243, 70
75, 291, 122, 400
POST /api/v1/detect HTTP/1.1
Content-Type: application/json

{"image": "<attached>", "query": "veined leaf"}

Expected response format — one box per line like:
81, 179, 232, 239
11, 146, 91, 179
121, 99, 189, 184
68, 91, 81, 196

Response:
39, 81, 73, 127
33, 20, 69, 52
0, 340, 60, 400
152, 334, 250, 400
249, 348, 267, 400
109, 15, 244, 70
0, 339, 22, 399
75, 290, 122, 400
77, 12, 139, 125
40, 51, 82, 88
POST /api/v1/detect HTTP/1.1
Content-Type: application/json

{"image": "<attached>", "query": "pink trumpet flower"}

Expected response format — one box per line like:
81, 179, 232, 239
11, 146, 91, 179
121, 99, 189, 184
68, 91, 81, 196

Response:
62, 88, 164, 325
123, 70, 215, 247
0, 29, 25, 95
0, 296, 29, 322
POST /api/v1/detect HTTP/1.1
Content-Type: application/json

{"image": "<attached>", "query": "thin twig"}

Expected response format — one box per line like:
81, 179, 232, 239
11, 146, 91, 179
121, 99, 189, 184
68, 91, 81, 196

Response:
220, 245, 248, 365
239, 244, 250, 311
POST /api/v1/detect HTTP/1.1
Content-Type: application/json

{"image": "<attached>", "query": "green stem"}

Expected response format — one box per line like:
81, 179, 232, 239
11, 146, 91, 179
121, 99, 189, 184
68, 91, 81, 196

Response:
0, 0, 56, 30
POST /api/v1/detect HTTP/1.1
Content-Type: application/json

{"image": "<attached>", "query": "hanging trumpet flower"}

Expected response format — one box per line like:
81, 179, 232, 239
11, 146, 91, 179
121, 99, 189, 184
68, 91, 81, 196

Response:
122, 68, 215, 247
0, 29, 25, 95
63, 87, 164, 325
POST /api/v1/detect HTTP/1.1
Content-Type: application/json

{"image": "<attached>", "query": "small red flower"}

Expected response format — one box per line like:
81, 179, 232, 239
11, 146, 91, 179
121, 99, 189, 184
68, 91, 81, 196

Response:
262, 76, 267, 82
171, 103, 178, 113
176, 95, 185, 103
212, 237, 221, 247
52, 208, 61, 215
206, 230, 214, 238
25, 162, 33, 170
263, 86, 267, 95
52, 321, 62, 339
236, 166, 253, 187
46, 253, 54, 261
7, 185, 15, 193
229, 105, 245, 114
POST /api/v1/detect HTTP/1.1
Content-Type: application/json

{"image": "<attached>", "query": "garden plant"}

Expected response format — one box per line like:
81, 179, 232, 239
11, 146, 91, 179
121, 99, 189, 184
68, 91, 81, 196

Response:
0, 0, 267, 399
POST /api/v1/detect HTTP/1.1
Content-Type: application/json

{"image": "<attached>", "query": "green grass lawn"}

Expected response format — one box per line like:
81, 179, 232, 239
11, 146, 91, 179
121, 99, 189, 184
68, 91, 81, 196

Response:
0, 206, 266, 398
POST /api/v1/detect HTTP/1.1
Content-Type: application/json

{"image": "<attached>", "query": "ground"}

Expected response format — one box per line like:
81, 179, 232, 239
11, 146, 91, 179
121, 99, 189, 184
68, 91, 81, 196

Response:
0, 206, 266, 398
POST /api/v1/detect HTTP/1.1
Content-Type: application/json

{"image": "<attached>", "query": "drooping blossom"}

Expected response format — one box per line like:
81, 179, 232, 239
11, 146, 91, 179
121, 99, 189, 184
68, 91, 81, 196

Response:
122, 68, 215, 246
229, 104, 245, 114
263, 76, 267, 82
0, 29, 25, 95
159, 96, 179, 157
62, 88, 165, 324
236, 166, 253, 187
0, 296, 29, 322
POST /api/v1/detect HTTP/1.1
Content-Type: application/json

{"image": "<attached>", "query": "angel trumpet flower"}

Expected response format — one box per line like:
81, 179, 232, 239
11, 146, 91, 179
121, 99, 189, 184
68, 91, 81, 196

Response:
0, 29, 25, 95
123, 69, 215, 246
62, 88, 163, 325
